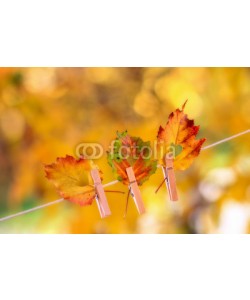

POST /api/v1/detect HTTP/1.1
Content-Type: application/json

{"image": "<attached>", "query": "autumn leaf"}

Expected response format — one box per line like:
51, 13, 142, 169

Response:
107, 131, 157, 185
157, 101, 206, 170
44, 155, 100, 206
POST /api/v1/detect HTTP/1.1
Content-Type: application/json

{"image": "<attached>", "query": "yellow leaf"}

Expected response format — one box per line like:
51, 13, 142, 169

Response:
44, 155, 100, 206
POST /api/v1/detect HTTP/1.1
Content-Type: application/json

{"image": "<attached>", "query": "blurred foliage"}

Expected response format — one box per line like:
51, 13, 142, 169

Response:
0, 67, 250, 233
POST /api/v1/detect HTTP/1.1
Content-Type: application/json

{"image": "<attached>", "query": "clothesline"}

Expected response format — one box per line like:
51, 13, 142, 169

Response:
0, 129, 249, 223
201, 129, 250, 150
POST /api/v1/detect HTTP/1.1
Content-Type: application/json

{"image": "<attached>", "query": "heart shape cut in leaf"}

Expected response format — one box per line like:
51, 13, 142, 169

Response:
107, 131, 157, 185
44, 155, 100, 206
157, 101, 206, 170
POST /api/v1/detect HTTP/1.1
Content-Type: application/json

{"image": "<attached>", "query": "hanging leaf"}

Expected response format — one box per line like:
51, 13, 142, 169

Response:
157, 101, 206, 170
107, 131, 157, 185
44, 155, 100, 206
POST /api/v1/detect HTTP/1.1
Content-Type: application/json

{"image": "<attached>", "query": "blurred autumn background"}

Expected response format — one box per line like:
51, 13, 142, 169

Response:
0, 67, 250, 234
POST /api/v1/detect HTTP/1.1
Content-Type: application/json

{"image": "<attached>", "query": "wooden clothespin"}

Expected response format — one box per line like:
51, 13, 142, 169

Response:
126, 166, 145, 214
162, 157, 178, 201
90, 169, 111, 218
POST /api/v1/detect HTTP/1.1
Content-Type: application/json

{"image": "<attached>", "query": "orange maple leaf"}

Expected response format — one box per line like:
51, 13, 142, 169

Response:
107, 131, 157, 185
112, 154, 156, 185
44, 155, 100, 206
157, 101, 206, 170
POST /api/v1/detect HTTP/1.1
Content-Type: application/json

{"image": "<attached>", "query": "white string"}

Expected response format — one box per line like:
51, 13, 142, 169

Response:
103, 180, 119, 188
0, 129, 249, 222
0, 199, 64, 222
201, 129, 250, 151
